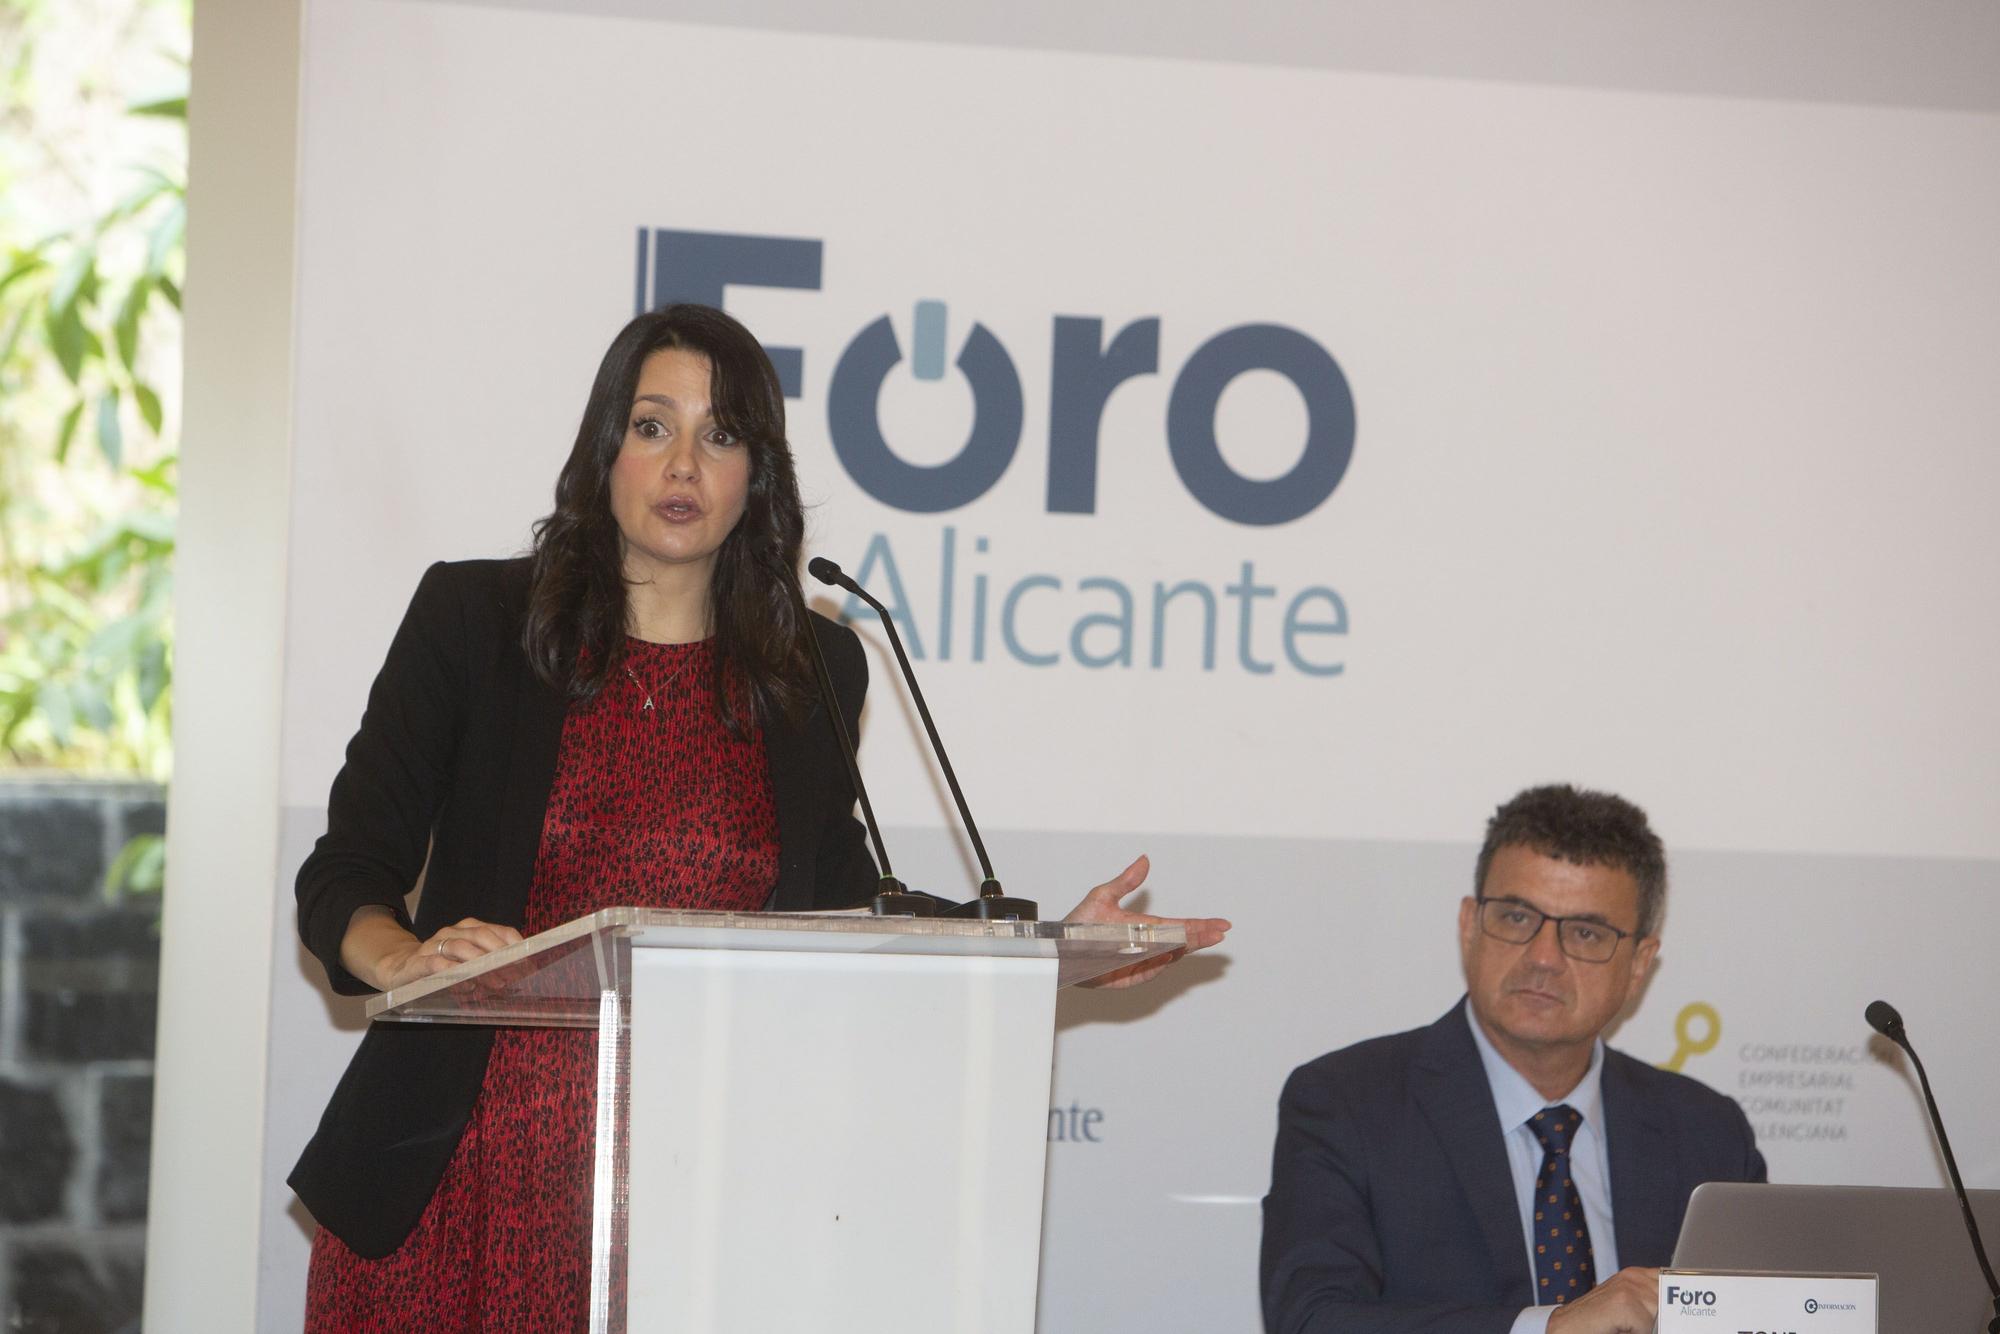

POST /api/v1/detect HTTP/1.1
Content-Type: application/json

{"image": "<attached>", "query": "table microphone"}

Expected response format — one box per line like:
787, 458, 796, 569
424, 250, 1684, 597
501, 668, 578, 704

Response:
808, 557, 1037, 921
788, 572, 934, 917
1864, 999, 2000, 1333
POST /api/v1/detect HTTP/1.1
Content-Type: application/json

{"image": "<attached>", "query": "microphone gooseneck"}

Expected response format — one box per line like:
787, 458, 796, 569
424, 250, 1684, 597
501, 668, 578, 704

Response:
809, 556, 1036, 921
785, 569, 934, 917
1865, 1000, 2000, 1332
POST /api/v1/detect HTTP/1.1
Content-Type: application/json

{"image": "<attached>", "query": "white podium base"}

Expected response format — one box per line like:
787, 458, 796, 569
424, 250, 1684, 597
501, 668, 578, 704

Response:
627, 948, 1059, 1333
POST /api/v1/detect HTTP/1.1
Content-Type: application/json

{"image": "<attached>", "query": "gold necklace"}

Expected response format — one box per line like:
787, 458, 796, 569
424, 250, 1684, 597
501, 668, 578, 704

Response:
622, 655, 692, 719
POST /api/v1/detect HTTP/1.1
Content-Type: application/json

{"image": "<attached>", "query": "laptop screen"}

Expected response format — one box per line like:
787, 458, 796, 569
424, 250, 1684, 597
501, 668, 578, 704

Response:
1673, 1182, 2000, 1334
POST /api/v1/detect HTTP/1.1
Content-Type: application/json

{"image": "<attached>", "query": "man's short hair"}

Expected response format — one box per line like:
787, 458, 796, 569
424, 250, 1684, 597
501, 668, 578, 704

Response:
1474, 784, 1667, 938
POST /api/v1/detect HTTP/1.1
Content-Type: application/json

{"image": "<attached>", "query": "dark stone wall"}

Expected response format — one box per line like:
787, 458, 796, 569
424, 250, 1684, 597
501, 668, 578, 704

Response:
0, 778, 161, 1334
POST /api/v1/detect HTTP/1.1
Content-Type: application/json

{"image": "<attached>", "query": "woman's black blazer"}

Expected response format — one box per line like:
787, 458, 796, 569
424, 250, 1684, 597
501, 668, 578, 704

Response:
288, 558, 878, 1258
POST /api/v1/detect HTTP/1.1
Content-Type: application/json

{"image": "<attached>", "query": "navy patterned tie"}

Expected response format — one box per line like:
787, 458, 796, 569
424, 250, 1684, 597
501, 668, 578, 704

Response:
1528, 1104, 1597, 1306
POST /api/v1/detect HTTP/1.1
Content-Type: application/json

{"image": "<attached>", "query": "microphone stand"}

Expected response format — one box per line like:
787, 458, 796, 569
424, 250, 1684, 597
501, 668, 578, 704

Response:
1865, 1000, 2000, 1334
789, 573, 935, 917
809, 557, 1037, 921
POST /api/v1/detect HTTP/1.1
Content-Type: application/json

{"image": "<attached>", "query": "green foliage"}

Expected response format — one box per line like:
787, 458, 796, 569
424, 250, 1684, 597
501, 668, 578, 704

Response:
4, 147, 183, 470
0, 10, 183, 786
0, 475, 176, 775
106, 830, 166, 894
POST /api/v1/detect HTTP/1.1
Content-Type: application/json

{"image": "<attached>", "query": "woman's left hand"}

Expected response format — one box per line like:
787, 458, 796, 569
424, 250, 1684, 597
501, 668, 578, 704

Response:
1062, 854, 1231, 989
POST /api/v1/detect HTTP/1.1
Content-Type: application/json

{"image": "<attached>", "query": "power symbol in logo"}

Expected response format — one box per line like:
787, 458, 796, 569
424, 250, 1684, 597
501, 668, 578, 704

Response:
828, 301, 1023, 513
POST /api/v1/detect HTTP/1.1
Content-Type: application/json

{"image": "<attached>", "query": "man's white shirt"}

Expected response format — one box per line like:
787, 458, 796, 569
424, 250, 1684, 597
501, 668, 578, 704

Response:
1465, 1009, 1620, 1334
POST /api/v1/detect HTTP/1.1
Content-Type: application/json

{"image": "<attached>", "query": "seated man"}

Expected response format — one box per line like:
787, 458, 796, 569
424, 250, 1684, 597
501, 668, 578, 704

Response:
1261, 784, 1765, 1334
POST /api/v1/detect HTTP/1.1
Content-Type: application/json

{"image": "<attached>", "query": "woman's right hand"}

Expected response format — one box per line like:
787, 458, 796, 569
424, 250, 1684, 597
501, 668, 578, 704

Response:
340, 906, 525, 992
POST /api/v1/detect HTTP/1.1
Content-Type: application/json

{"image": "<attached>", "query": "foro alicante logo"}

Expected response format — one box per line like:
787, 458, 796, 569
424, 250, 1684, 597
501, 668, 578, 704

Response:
633, 226, 1357, 678
633, 227, 1355, 526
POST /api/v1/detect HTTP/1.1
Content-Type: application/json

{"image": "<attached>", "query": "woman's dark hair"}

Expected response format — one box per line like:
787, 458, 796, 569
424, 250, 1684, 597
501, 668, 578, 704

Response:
522, 303, 813, 733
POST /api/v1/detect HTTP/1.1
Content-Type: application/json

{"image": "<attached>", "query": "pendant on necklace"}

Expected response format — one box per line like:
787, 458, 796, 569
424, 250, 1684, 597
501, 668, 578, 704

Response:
624, 664, 656, 719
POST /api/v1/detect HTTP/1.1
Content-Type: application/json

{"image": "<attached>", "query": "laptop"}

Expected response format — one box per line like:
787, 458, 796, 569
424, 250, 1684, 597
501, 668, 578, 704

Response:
1673, 1182, 2000, 1334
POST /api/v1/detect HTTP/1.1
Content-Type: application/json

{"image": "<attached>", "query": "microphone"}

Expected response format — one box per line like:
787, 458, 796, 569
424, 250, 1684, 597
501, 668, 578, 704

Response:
808, 556, 1037, 921
785, 570, 935, 917
1863, 999, 1906, 1045
1865, 999, 2000, 1333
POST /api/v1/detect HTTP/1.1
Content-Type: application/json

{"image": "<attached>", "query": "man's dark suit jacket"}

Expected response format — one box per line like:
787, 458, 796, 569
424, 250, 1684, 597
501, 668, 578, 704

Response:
288, 559, 880, 1258
1261, 1000, 1766, 1334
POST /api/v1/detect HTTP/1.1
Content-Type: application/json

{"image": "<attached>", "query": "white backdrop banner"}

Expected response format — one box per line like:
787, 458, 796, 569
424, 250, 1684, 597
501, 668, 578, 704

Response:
258, 1, 2000, 1328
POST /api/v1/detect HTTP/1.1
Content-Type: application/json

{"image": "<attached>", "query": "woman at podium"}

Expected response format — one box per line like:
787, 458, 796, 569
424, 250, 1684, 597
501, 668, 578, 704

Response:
288, 304, 1227, 1330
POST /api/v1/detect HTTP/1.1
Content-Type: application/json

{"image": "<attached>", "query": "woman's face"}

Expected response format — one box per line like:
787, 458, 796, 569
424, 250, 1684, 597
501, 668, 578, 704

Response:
608, 347, 753, 594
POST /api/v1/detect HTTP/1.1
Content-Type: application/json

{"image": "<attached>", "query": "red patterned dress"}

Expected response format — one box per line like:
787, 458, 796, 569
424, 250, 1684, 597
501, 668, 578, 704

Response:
306, 638, 776, 1331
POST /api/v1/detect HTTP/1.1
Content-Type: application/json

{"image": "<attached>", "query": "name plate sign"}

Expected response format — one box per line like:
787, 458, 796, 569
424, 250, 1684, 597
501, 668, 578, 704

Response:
1658, 1270, 1878, 1333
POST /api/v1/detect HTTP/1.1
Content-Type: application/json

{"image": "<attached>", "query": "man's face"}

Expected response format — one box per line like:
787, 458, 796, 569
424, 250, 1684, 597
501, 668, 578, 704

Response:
1459, 844, 1659, 1061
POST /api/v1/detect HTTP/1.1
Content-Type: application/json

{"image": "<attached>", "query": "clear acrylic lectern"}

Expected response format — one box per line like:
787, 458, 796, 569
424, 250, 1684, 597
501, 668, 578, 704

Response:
367, 908, 1187, 1333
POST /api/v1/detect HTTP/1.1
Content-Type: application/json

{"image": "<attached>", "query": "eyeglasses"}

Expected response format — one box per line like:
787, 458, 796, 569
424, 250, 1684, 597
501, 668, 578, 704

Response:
1474, 895, 1637, 964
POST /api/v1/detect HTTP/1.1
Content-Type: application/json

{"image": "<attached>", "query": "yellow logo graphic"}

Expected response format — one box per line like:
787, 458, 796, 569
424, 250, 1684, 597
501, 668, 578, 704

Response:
1660, 1001, 1720, 1072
